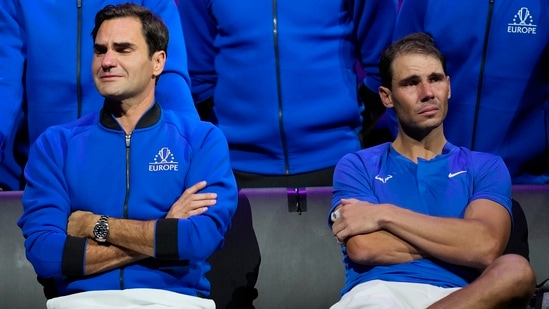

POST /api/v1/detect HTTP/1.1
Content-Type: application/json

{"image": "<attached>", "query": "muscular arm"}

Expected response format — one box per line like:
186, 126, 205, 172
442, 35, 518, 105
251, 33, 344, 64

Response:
345, 229, 426, 265
380, 198, 511, 270
334, 198, 511, 270
333, 199, 427, 265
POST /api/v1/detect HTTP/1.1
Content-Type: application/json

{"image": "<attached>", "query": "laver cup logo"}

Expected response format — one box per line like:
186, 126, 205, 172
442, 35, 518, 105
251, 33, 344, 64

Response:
508, 7, 537, 34
149, 147, 179, 172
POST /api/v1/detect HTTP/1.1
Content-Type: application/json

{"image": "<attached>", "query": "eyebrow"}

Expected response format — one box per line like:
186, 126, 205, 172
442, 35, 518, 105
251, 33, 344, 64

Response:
93, 42, 136, 51
398, 75, 421, 86
398, 72, 445, 86
429, 72, 446, 80
112, 42, 135, 50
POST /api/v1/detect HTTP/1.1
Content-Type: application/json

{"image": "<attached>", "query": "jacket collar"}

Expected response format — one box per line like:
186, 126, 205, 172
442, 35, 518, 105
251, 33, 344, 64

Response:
99, 101, 161, 131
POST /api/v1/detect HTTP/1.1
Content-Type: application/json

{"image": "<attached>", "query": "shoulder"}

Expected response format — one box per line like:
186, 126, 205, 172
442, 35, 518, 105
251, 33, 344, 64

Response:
341, 143, 390, 164
448, 143, 511, 186
336, 142, 391, 173
161, 109, 225, 142
449, 144, 505, 167
30, 112, 99, 161
38, 112, 98, 142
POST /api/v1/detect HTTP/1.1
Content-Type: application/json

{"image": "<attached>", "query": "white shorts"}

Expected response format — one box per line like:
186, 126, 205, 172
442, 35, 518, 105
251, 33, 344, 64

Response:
330, 280, 461, 309
46, 288, 216, 309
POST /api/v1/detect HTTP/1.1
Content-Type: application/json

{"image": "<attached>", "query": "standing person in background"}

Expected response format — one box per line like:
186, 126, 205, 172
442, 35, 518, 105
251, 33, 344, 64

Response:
177, 0, 397, 188
0, 0, 198, 191
18, 4, 236, 308
390, 0, 549, 184
329, 32, 535, 309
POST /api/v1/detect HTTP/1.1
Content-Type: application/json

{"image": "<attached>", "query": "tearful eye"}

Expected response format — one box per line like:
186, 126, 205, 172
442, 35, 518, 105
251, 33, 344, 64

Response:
116, 48, 132, 54
93, 44, 107, 55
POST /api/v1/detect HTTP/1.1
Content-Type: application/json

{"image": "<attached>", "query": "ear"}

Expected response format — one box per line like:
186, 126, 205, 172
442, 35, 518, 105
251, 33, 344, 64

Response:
378, 86, 394, 108
151, 50, 166, 78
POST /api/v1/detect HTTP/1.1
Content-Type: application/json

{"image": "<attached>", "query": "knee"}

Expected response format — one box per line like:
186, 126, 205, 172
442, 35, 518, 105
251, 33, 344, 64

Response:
492, 254, 536, 297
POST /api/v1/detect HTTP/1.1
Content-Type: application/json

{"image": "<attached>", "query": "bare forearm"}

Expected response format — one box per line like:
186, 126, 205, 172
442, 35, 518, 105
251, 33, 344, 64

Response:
379, 202, 510, 269
105, 218, 156, 257
346, 230, 426, 265
84, 241, 147, 276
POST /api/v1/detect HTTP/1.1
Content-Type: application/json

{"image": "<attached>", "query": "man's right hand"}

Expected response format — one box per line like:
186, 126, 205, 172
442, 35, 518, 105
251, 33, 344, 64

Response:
166, 181, 217, 219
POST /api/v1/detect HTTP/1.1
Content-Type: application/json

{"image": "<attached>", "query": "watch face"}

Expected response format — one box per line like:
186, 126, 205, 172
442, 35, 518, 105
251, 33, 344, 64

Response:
94, 222, 109, 241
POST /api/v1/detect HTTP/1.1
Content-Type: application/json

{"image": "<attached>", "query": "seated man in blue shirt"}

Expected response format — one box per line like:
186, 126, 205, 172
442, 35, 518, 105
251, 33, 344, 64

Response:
329, 32, 535, 308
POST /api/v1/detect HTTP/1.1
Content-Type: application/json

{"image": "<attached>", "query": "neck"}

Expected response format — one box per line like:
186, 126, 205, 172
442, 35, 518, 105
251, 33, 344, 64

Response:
105, 92, 155, 134
392, 128, 446, 162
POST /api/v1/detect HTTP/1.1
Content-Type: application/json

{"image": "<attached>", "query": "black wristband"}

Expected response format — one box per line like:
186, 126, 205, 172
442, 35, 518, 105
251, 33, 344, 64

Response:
61, 235, 86, 277
155, 218, 179, 260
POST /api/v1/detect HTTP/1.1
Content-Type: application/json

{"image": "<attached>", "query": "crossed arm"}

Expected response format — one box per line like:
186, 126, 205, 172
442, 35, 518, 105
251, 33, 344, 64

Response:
67, 181, 217, 276
331, 197, 511, 271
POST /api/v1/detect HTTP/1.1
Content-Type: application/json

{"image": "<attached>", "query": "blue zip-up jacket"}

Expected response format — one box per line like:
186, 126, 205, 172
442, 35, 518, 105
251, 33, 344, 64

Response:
393, 0, 549, 184
0, 0, 198, 182
178, 0, 396, 175
17, 103, 237, 297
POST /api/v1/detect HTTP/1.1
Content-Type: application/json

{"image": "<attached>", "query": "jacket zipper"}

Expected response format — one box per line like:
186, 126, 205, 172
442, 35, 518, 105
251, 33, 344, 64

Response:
119, 132, 132, 290
471, 0, 495, 150
76, 0, 83, 118
272, 0, 290, 174
124, 133, 131, 219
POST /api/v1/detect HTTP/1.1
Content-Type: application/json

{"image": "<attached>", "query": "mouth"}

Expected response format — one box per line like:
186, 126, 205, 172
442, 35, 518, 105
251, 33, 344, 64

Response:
99, 76, 123, 83
418, 105, 439, 116
99, 72, 122, 79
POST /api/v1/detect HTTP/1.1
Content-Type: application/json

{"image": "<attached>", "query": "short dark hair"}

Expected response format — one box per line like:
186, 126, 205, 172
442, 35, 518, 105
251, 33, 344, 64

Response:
379, 32, 447, 89
91, 3, 169, 58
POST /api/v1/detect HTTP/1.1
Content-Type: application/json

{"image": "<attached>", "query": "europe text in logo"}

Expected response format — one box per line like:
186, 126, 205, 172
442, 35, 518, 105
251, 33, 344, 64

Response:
508, 7, 537, 35
149, 147, 179, 172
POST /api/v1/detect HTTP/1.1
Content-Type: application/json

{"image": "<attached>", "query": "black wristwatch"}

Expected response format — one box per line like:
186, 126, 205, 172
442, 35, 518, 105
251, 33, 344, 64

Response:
93, 215, 110, 243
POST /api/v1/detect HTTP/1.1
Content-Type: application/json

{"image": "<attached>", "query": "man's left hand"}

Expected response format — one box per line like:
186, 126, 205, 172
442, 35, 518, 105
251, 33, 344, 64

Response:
332, 198, 385, 243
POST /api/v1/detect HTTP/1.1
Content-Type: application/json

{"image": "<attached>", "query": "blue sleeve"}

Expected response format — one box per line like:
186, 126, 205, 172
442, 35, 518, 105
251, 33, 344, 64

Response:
355, 0, 397, 92
145, 0, 199, 118
330, 151, 378, 225
17, 129, 76, 278
471, 154, 513, 220
177, 0, 218, 104
156, 124, 237, 261
0, 0, 25, 163
393, 0, 429, 41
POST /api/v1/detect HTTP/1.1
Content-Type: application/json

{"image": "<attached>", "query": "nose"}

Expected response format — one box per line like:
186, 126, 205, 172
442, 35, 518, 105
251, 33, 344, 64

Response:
419, 82, 435, 102
101, 50, 117, 70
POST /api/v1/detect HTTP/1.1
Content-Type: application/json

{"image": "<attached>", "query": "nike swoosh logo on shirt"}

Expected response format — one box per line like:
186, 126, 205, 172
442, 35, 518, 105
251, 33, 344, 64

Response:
448, 171, 467, 178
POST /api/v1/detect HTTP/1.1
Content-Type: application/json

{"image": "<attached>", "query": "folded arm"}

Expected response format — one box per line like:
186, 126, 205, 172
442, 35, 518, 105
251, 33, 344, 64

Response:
68, 181, 218, 276
333, 198, 511, 270
344, 229, 427, 265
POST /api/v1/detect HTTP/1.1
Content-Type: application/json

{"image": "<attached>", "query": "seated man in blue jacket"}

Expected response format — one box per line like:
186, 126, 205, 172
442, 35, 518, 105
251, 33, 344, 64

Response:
329, 33, 535, 308
17, 4, 237, 308
0, 0, 198, 192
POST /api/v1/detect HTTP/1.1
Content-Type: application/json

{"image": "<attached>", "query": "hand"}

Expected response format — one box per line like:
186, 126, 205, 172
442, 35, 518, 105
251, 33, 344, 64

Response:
166, 181, 217, 219
331, 198, 384, 243
68, 210, 97, 238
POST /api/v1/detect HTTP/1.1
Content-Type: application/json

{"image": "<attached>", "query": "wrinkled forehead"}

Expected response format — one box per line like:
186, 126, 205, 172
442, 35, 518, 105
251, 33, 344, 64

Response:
95, 17, 144, 45
391, 53, 445, 80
